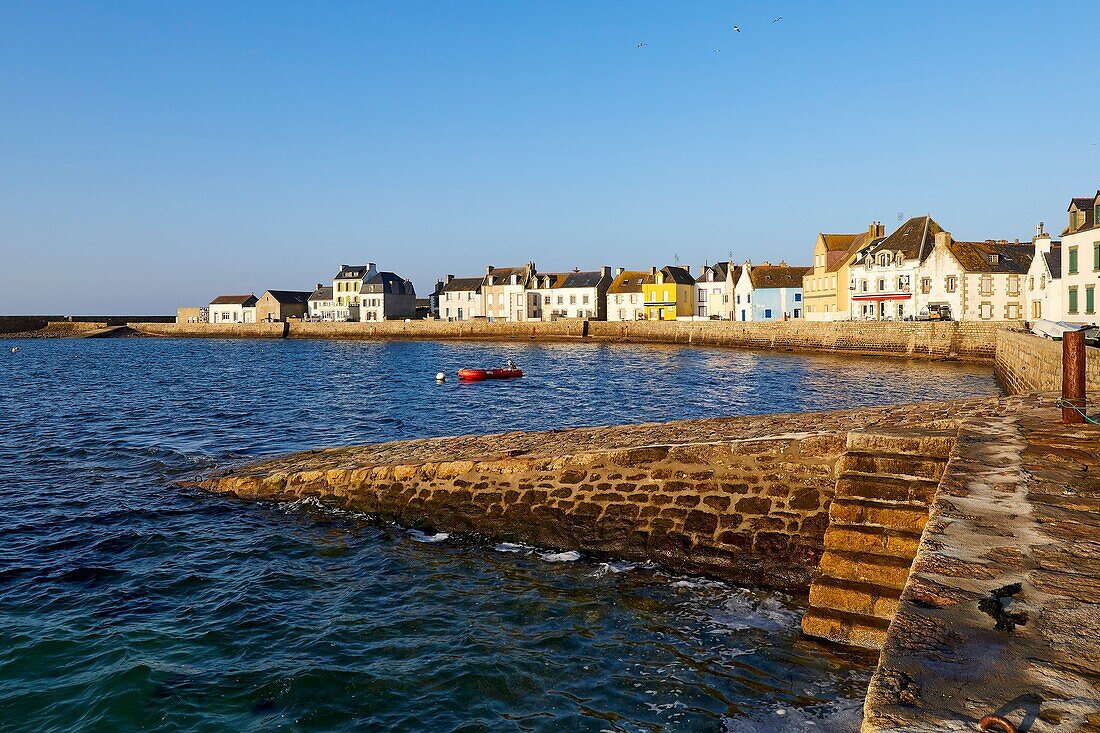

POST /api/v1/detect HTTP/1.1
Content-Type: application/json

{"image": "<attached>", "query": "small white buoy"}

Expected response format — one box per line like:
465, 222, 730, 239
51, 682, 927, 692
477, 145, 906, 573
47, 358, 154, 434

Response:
435, 372, 446, 382
9, 347, 18, 353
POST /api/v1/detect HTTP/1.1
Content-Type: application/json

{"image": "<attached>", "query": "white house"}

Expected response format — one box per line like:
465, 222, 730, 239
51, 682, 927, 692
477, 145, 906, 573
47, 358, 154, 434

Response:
694, 262, 739, 320
332, 263, 378, 321
1061, 192, 1100, 325
360, 272, 416, 322
733, 262, 809, 321
1025, 226, 1062, 322
307, 285, 339, 321
919, 232, 1031, 321
606, 270, 651, 321
530, 268, 613, 320
848, 215, 942, 321
438, 275, 484, 321
208, 294, 258, 323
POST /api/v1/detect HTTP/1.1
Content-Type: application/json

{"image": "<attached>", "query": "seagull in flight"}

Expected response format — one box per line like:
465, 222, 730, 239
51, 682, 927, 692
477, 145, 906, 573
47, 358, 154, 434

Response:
714, 48, 721, 52
732, 25, 741, 32
773, 16, 783, 23
636, 42, 647, 48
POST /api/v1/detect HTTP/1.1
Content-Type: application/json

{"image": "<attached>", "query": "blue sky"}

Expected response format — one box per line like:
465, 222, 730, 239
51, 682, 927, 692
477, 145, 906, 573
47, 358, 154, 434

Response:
1, 1, 1097, 314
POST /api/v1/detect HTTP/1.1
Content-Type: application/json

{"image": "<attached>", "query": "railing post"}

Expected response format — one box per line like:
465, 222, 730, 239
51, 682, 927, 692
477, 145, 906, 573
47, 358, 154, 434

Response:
1062, 330, 1086, 424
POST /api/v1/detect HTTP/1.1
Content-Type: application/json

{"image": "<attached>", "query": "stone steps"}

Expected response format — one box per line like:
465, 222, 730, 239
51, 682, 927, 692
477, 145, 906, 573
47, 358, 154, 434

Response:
801, 429, 957, 650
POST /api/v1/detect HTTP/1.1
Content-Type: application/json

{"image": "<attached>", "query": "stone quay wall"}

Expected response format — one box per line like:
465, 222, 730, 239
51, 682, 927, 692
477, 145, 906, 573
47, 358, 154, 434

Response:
128, 319, 1009, 361
0, 315, 173, 334
994, 328, 1100, 395
197, 400, 991, 592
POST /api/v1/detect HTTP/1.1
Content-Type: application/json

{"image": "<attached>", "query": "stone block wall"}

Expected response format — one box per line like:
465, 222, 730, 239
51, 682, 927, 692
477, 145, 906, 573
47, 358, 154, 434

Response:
995, 328, 1100, 395
204, 431, 849, 590
287, 319, 587, 341
130, 322, 288, 339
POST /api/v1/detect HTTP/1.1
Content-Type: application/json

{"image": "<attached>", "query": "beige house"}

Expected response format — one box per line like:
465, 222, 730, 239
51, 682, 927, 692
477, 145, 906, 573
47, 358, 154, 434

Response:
256, 290, 311, 322
919, 233, 1031, 321
803, 223, 885, 321
482, 263, 537, 322
606, 270, 652, 321
176, 306, 206, 324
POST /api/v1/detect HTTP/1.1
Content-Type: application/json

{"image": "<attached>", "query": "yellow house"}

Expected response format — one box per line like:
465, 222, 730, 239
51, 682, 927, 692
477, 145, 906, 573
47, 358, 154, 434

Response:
802, 223, 885, 321
642, 265, 695, 320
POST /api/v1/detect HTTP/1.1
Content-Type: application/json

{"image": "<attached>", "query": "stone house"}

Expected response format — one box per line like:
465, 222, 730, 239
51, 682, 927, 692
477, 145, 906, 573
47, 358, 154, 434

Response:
438, 275, 484, 321
733, 262, 810, 321
360, 272, 416, 321
1025, 227, 1062, 322
918, 234, 1031, 321
606, 270, 652, 322
332, 263, 378, 321
307, 285, 339, 321
256, 290, 311, 322
208, 294, 257, 323
530, 268, 614, 320
176, 306, 207, 324
694, 262, 740, 320
642, 265, 696, 320
802, 223, 886, 321
848, 215, 943, 321
1061, 191, 1100, 325
482, 263, 537, 322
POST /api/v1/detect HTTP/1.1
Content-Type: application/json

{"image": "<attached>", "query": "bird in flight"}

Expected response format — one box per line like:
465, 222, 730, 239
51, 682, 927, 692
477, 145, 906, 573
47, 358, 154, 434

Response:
773, 16, 783, 23
714, 48, 722, 52
732, 25, 741, 32
636, 42, 647, 48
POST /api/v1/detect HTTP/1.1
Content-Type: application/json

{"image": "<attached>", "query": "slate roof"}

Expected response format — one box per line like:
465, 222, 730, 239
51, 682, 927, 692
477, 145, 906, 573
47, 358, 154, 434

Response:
607, 270, 654, 294
1068, 195, 1098, 211
696, 261, 731, 283
263, 290, 312, 305
365, 272, 414, 295
947, 241, 1033, 274
660, 265, 696, 286
210, 294, 257, 306
439, 277, 483, 294
559, 271, 607, 288
748, 265, 812, 289
335, 265, 372, 280
1044, 250, 1062, 279
484, 266, 533, 286
309, 286, 333, 301
865, 215, 944, 262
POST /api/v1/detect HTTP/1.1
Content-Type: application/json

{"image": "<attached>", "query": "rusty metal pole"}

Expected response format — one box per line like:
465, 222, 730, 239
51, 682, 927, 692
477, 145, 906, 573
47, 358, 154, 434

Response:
1062, 330, 1086, 424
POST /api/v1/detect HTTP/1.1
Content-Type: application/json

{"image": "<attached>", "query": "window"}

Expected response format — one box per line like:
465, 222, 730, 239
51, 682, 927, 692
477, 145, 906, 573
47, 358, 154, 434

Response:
582, 295, 590, 304
556, 296, 563, 305
860, 280, 868, 292
764, 309, 773, 318
698, 290, 706, 302
1007, 276, 1019, 296
1028, 276, 1034, 291
1094, 242, 1100, 271
877, 278, 885, 292
1069, 246, 1079, 274
1007, 303, 1021, 319
1087, 286, 1096, 314
794, 292, 801, 301
979, 276, 993, 296
736, 294, 741, 304
921, 277, 931, 294
1032, 301, 1041, 319
569, 295, 576, 305
630, 294, 637, 304
897, 303, 904, 317
979, 302, 993, 320
543, 295, 551, 304
1068, 286, 1078, 314
945, 276, 957, 293
878, 253, 890, 266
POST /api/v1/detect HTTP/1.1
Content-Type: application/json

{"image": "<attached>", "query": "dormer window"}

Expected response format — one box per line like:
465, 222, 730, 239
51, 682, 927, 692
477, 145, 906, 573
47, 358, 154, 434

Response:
878, 253, 890, 267
988, 253, 1000, 265
895, 254, 904, 266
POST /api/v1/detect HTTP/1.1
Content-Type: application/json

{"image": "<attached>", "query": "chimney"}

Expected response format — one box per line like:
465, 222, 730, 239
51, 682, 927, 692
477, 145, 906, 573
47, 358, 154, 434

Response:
614, 267, 624, 276
760, 260, 771, 266
316, 283, 323, 290
934, 231, 952, 249
600, 266, 612, 278
869, 221, 885, 237
445, 274, 455, 284
778, 259, 787, 267
649, 265, 657, 275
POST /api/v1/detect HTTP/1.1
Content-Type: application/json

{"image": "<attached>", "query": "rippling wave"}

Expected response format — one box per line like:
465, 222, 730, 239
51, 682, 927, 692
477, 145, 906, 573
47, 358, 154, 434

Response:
0, 337, 997, 731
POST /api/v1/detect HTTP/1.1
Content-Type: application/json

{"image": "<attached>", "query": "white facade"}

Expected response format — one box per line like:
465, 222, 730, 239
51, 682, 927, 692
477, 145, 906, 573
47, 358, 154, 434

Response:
438, 276, 484, 321
848, 250, 920, 321
607, 290, 645, 321
307, 286, 340, 321
208, 301, 257, 323
918, 233, 1029, 322
694, 263, 737, 320
482, 264, 536, 322
1062, 227, 1100, 326
1025, 233, 1062, 322
733, 264, 807, 321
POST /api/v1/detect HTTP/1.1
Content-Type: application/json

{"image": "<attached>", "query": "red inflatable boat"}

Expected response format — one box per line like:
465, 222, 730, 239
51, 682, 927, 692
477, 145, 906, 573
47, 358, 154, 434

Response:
457, 367, 524, 381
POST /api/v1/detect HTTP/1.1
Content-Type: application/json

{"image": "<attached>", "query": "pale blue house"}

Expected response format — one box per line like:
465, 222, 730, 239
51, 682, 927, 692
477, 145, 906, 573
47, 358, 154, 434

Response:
733, 262, 811, 321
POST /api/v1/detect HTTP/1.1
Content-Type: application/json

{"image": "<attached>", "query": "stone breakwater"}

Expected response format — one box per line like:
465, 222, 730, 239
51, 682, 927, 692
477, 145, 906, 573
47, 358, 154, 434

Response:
196, 392, 1100, 731
995, 327, 1100, 394
131, 319, 1012, 361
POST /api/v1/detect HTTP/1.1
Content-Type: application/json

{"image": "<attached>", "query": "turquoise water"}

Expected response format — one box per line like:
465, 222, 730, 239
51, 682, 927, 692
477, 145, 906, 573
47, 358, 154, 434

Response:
0, 338, 997, 731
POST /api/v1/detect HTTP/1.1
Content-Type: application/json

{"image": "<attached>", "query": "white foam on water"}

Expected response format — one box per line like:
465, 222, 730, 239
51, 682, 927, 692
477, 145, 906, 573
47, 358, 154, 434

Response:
539, 550, 581, 562
493, 542, 528, 553
408, 529, 450, 543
